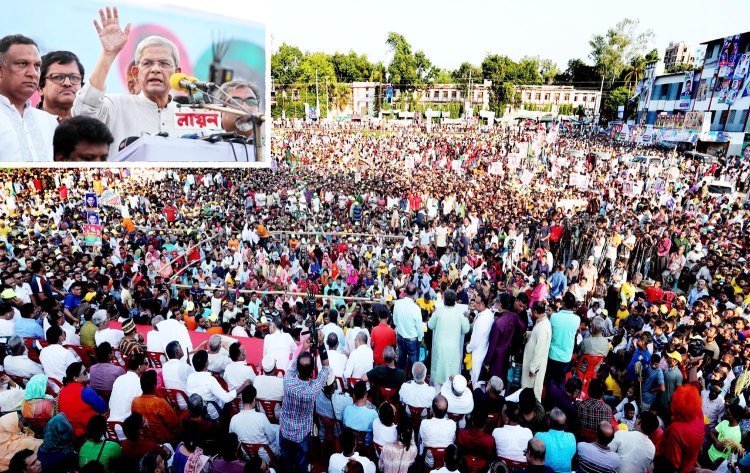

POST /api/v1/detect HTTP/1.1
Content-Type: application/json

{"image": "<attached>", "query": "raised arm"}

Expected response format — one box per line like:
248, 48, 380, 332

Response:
90, 7, 131, 92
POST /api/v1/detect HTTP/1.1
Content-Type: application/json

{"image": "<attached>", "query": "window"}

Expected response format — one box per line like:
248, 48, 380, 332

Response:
660, 84, 669, 98
728, 110, 737, 123
527, 93, 532, 100
535, 93, 541, 100
573, 95, 578, 102
433, 90, 439, 98
451, 91, 457, 99
442, 91, 448, 98
564, 94, 570, 101
544, 94, 549, 101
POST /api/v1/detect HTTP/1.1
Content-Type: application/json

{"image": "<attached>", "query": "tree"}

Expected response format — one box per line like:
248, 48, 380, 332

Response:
331, 51, 374, 83
622, 56, 646, 93
369, 62, 387, 82
386, 32, 417, 90
414, 50, 435, 86
271, 43, 304, 86
452, 62, 482, 92
297, 52, 337, 88
666, 63, 694, 74
556, 58, 601, 87
602, 86, 632, 121
331, 83, 351, 113
516, 56, 543, 84
538, 58, 560, 84
589, 18, 654, 88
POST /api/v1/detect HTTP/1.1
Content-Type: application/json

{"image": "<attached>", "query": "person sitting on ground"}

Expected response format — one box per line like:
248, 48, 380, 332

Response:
6, 449, 43, 473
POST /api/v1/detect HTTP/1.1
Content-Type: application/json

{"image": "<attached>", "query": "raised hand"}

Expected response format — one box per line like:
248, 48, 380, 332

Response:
93, 6, 131, 56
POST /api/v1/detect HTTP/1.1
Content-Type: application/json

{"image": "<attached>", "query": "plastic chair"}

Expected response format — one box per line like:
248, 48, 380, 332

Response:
106, 421, 124, 443
47, 377, 63, 393
157, 388, 189, 413
241, 442, 277, 466
146, 351, 165, 369
424, 446, 447, 471
111, 349, 128, 370
316, 414, 342, 458
378, 386, 398, 403
447, 412, 465, 425
211, 372, 229, 390
346, 377, 361, 391
567, 354, 605, 400
248, 363, 260, 376
228, 396, 243, 417
23, 338, 41, 363
407, 405, 431, 434
353, 429, 374, 460
69, 345, 96, 367
334, 376, 347, 393
256, 398, 282, 424
273, 368, 285, 378
499, 456, 528, 469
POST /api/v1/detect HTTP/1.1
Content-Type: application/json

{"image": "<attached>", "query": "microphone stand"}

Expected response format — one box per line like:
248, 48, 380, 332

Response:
198, 87, 265, 162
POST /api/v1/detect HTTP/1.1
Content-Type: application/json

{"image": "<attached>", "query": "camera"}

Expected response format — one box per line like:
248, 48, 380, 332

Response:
306, 293, 319, 353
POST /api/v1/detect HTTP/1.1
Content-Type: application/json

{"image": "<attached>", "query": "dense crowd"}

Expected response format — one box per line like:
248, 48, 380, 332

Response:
1, 118, 750, 473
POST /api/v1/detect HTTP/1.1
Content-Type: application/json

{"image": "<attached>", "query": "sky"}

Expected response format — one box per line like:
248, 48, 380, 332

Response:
270, 0, 750, 73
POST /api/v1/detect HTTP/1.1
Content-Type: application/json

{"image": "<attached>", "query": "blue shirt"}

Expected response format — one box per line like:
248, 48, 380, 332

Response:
641, 366, 664, 405
548, 272, 567, 297
342, 404, 378, 444
14, 317, 44, 339
627, 348, 651, 382
534, 429, 576, 473
549, 310, 580, 363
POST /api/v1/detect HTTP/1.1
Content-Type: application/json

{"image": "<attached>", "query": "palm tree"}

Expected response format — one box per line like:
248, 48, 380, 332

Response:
623, 56, 646, 93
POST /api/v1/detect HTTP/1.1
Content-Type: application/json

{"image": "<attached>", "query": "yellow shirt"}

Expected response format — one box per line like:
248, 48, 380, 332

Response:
620, 282, 636, 302
417, 298, 435, 314
604, 374, 622, 398
615, 309, 629, 326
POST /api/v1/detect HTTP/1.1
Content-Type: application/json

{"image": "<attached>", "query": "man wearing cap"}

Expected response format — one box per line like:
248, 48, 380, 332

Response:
93, 309, 124, 347
254, 355, 284, 402
440, 374, 473, 428
118, 318, 145, 358
661, 351, 684, 413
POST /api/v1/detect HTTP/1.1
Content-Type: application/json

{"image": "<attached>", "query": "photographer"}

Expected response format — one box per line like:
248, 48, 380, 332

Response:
279, 328, 329, 472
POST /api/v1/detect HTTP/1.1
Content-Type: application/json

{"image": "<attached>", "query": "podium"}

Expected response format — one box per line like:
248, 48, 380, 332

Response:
111, 136, 258, 163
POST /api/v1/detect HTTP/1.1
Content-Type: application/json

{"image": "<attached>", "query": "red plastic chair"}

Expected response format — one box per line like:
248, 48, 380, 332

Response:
566, 354, 605, 400
273, 368, 285, 378
69, 345, 96, 367
499, 456, 528, 469
241, 442, 277, 466
247, 363, 260, 376
228, 396, 243, 417
256, 398, 282, 424
316, 414, 342, 458
23, 338, 41, 363
378, 386, 398, 403
353, 429, 374, 460
407, 405, 431, 434
346, 377, 361, 391
424, 447, 447, 471
111, 349, 128, 370
48, 377, 63, 394
211, 372, 229, 390
157, 388, 189, 413
447, 412, 465, 425
106, 421, 124, 443
146, 351, 165, 369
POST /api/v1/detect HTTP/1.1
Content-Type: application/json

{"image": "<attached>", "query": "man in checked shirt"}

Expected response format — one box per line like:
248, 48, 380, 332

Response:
279, 330, 330, 472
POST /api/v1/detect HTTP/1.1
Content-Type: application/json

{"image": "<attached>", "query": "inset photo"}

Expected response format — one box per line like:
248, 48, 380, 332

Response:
1, 0, 269, 165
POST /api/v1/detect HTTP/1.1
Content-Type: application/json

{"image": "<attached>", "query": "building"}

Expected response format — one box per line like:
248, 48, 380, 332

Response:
515, 85, 602, 117
351, 81, 379, 116
664, 41, 695, 71
392, 80, 493, 111
635, 31, 750, 156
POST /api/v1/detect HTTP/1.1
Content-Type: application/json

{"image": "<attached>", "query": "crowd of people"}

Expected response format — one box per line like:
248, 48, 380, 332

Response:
3, 13, 750, 471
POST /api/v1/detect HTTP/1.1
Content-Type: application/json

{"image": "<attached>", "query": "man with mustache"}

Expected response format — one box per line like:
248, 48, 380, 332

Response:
72, 6, 193, 158
38, 51, 85, 121
0, 34, 59, 162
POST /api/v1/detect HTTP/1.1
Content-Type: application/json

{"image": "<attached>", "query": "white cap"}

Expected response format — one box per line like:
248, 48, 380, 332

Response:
92, 310, 108, 326
452, 374, 468, 394
261, 355, 276, 372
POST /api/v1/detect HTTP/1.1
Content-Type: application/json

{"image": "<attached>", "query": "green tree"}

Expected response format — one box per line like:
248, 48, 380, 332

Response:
370, 62, 387, 82
666, 63, 694, 74
556, 58, 601, 86
331, 83, 351, 113
453, 61, 483, 93
271, 43, 304, 86
331, 51, 374, 83
602, 86, 633, 121
538, 58, 559, 84
589, 18, 655, 88
297, 52, 337, 88
386, 32, 417, 90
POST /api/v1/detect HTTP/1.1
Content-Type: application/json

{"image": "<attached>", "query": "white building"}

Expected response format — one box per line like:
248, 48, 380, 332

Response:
664, 41, 695, 71
515, 84, 602, 116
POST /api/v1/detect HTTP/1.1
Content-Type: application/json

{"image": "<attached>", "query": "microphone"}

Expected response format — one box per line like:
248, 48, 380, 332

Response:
169, 73, 216, 93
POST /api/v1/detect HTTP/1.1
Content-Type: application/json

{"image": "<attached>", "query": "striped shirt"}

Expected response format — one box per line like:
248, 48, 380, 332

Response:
279, 355, 329, 442
576, 441, 620, 473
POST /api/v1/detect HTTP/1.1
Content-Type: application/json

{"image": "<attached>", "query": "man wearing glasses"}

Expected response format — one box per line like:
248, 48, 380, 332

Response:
72, 6, 188, 158
0, 34, 60, 162
219, 79, 261, 140
38, 51, 85, 121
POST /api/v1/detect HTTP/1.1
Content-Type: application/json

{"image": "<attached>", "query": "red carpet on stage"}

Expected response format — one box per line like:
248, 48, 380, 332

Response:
110, 321, 266, 366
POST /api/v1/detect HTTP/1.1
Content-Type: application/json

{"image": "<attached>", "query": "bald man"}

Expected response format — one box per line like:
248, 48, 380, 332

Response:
524, 438, 554, 472
575, 421, 620, 473
419, 394, 455, 468
534, 408, 576, 473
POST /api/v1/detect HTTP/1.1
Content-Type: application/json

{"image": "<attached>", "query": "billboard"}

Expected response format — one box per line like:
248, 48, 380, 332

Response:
678, 71, 693, 110
718, 35, 741, 77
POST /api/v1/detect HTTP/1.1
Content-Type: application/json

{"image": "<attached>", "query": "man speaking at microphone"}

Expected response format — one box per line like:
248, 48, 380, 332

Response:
73, 6, 201, 159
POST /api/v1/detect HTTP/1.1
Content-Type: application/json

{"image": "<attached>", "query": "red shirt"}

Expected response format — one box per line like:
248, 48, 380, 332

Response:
163, 205, 177, 222
549, 225, 564, 243
644, 285, 664, 303
57, 382, 100, 437
657, 416, 704, 473
371, 321, 396, 365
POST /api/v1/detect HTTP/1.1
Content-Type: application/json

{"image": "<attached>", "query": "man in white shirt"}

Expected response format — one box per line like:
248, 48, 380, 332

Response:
229, 384, 280, 463
0, 303, 15, 337
39, 325, 77, 386
0, 34, 59, 162
419, 395, 456, 468
608, 412, 658, 473
93, 310, 124, 347
71, 9, 219, 159
328, 427, 376, 473
492, 402, 533, 463
109, 353, 149, 422
466, 295, 494, 388
344, 314, 368, 356
320, 309, 346, 354
155, 317, 193, 359
254, 355, 284, 401
318, 333, 347, 378
399, 362, 437, 415
206, 334, 231, 374
3, 336, 43, 379
344, 332, 374, 380
224, 342, 255, 391
187, 350, 250, 415
262, 318, 296, 371
440, 375, 473, 427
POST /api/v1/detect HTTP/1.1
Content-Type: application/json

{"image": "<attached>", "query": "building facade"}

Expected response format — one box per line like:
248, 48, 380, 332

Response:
515, 85, 602, 116
664, 41, 695, 70
635, 31, 750, 156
